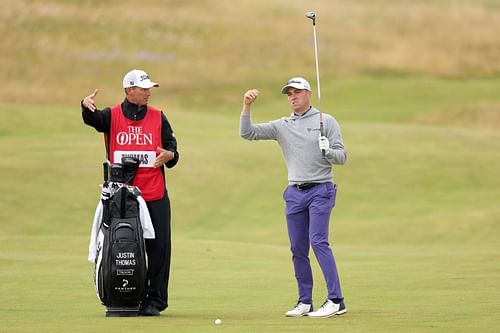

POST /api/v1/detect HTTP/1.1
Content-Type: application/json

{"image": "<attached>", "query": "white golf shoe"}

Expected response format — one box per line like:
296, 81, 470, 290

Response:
308, 299, 347, 318
285, 302, 313, 317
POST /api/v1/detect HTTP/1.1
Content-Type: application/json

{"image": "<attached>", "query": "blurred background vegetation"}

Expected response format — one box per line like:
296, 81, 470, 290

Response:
1, 0, 500, 109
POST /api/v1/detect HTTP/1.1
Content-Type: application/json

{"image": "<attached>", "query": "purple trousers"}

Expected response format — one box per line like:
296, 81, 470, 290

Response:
283, 182, 343, 304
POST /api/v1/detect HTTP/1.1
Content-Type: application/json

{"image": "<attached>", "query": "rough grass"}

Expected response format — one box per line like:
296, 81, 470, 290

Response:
1, 0, 500, 106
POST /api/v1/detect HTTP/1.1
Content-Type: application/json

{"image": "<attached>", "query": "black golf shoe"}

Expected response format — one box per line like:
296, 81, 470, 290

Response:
139, 305, 161, 316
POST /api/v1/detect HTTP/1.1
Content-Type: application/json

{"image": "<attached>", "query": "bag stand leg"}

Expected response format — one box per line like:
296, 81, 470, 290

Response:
106, 306, 140, 317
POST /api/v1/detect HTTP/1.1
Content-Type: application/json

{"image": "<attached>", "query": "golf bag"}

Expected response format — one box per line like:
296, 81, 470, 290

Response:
93, 157, 147, 317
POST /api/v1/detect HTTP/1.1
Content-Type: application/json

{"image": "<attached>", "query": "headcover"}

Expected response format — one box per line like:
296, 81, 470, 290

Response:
108, 157, 140, 185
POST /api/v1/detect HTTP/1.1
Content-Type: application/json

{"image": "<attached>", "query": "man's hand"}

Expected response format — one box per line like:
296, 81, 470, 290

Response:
319, 135, 330, 152
242, 89, 260, 116
243, 89, 260, 105
82, 89, 99, 112
154, 146, 174, 168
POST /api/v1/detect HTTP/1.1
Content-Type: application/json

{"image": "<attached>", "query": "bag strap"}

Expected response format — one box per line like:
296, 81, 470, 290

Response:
120, 188, 127, 218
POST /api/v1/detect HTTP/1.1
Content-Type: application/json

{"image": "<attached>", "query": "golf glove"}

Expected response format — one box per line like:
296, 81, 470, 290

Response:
318, 136, 329, 151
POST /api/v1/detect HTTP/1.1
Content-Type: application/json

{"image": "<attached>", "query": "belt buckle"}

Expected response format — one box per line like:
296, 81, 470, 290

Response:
295, 183, 308, 190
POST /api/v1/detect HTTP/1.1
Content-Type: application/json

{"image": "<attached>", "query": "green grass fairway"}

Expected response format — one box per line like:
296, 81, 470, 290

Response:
1, 76, 500, 332
1, 237, 499, 333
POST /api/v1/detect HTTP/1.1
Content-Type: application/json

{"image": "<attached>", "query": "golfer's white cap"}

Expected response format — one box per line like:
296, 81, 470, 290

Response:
123, 69, 159, 89
281, 77, 311, 94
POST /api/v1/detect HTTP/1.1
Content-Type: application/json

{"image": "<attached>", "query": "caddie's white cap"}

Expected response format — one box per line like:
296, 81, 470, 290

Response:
281, 77, 311, 94
123, 69, 159, 89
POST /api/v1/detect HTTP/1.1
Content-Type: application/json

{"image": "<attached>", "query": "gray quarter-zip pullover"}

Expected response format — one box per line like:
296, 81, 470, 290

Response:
240, 107, 347, 184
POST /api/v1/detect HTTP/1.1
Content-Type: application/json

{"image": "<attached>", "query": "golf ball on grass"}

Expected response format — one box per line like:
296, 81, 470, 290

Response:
215, 319, 222, 325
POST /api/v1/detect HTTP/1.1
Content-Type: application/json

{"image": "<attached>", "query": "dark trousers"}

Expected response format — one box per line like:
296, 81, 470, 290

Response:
143, 192, 171, 311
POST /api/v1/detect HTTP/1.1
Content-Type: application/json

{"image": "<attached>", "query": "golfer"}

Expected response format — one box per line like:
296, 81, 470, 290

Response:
239, 77, 347, 318
81, 69, 179, 316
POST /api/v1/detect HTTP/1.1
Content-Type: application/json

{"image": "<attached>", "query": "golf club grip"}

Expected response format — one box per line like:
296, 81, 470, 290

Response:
320, 122, 326, 157
103, 161, 109, 182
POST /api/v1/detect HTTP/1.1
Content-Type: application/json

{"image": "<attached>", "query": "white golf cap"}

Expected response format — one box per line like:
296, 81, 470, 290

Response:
122, 69, 159, 89
281, 77, 311, 94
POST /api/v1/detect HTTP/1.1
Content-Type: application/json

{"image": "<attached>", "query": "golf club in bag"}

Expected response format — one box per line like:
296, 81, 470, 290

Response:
305, 11, 326, 157
93, 157, 148, 317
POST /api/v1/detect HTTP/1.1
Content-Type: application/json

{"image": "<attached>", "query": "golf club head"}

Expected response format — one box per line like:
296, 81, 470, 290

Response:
305, 11, 316, 24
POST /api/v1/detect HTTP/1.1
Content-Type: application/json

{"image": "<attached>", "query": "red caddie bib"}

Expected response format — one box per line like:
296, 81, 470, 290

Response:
106, 104, 165, 201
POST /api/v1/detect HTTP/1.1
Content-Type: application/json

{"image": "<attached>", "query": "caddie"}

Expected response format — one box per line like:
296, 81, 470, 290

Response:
81, 69, 179, 316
